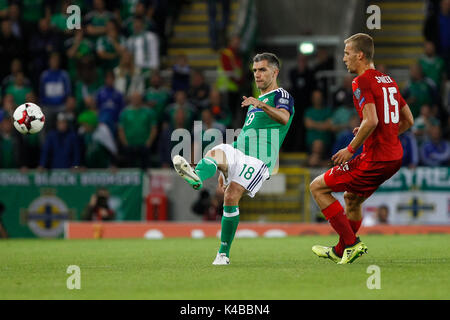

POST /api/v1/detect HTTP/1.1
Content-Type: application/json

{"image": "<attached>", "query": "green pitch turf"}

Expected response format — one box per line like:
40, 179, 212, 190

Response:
0, 235, 449, 300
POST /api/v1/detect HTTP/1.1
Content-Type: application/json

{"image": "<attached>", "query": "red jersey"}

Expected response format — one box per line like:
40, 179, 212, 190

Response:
352, 69, 407, 161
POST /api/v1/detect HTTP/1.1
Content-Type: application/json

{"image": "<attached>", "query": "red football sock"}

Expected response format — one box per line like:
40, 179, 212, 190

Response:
349, 219, 362, 234
334, 218, 362, 256
322, 201, 356, 247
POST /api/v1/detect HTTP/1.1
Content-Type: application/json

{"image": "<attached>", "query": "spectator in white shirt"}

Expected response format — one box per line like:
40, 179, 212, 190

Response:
126, 16, 159, 72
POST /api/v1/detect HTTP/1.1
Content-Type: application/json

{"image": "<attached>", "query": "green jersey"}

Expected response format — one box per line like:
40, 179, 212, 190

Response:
5, 84, 32, 106
234, 88, 294, 174
120, 0, 139, 20
305, 105, 333, 149
51, 13, 68, 32
418, 56, 445, 88
144, 87, 171, 122
119, 106, 157, 147
0, 0, 8, 11
96, 35, 126, 71
64, 36, 95, 82
22, 0, 45, 23
85, 10, 114, 41
404, 80, 433, 118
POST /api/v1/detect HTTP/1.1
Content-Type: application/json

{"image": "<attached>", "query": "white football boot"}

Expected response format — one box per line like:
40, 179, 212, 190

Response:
172, 155, 203, 189
212, 252, 230, 265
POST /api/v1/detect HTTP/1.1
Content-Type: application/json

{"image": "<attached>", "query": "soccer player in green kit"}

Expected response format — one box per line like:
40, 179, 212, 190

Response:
173, 53, 294, 265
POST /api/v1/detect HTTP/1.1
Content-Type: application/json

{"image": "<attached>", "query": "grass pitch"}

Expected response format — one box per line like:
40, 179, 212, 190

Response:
0, 235, 449, 300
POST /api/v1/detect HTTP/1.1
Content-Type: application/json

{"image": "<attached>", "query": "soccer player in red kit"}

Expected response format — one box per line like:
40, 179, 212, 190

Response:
310, 33, 414, 264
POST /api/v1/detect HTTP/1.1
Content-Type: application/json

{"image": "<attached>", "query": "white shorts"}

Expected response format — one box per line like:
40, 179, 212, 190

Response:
212, 144, 270, 198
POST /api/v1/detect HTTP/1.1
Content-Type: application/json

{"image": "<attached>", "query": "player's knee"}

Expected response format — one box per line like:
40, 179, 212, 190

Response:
224, 191, 239, 205
309, 178, 322, 197
224, 185, 243, 205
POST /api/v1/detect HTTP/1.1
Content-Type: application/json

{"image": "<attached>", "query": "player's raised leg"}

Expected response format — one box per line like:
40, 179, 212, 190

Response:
212, 182, 246, 265
173, 148, 228, 190
310, 174, 367, 264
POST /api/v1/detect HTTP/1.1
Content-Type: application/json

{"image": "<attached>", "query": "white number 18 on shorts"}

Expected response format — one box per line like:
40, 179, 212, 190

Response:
212, 144, 270, 198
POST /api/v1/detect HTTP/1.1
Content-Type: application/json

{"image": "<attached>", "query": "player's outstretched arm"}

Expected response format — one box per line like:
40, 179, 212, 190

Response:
241, 96, 290, 125
398, 104, 414, 135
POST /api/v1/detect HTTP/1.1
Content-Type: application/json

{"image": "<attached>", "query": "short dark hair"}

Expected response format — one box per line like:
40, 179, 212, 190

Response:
253, 52, 280, 70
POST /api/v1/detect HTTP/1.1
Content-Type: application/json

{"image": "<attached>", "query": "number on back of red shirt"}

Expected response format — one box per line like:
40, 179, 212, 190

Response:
382, 86, 400, 124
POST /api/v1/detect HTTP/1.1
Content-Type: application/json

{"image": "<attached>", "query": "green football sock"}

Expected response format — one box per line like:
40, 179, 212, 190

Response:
219, 206, 240, 257
195, 157, 218, 182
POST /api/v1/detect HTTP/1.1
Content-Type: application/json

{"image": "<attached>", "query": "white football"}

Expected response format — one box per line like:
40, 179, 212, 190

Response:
13, 103, 45, 134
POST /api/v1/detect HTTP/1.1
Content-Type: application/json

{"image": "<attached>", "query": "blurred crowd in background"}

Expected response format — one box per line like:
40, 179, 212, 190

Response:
0, 0, 448, 171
